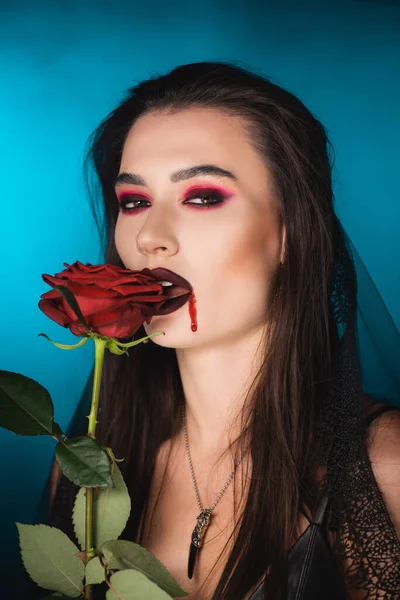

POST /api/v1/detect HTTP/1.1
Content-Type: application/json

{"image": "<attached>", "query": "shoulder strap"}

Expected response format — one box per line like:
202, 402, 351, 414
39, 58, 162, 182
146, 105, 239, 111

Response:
364, 404, 400, 426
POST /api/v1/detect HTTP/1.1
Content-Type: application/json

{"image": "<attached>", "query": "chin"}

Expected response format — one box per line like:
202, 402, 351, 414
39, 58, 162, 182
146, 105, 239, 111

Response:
143, 317, 198, 349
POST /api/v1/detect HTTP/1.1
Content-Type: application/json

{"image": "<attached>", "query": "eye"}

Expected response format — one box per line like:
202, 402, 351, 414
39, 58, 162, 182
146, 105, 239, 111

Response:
182, 190, 226, 209
118, 189, 227, 213
118, 196, 151, 212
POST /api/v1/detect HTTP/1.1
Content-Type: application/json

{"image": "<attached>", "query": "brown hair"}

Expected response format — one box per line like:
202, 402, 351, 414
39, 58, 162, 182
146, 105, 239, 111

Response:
84, 60, 339, 599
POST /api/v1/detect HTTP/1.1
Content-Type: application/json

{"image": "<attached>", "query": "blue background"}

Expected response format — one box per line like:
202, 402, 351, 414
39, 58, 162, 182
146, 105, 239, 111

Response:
1, 0, 399, 594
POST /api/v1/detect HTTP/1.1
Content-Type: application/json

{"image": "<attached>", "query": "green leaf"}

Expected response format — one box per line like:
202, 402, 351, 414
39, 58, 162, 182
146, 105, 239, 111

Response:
106, 570, 173, 599
105, 339, 128, 356
38, 333, 89, 351
103, 446, 125, 465
73, 464, 130, 550
102, 540, 187, 597
108, 331, 164, 349
55, 436, 112, 488
0, 370, 54, 436
16, 523, 84, 598
39, 595, 71, 599
52, 285, 91, 333
85, 556, 105, 584
52, 422, 65, 440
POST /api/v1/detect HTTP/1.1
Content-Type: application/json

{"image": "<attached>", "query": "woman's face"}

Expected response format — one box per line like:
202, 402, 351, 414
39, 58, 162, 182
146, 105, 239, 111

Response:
114, 107, 285, 349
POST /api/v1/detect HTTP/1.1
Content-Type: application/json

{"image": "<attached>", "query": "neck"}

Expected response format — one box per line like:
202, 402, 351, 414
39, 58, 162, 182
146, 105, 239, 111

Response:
175, 324, 267, 455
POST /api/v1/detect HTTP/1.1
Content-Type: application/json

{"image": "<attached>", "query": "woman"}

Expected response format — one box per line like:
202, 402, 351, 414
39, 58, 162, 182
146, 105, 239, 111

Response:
44, 61, 400, 599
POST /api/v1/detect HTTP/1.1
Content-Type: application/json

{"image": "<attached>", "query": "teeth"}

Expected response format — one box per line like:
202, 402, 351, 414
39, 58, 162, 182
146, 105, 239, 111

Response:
159, 281, 173, 286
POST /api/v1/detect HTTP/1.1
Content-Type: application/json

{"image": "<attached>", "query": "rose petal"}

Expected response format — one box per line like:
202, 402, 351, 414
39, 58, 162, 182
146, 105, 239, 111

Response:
38, 299, 70, 328
88, 305, 145, 338
39, 261, 174, 338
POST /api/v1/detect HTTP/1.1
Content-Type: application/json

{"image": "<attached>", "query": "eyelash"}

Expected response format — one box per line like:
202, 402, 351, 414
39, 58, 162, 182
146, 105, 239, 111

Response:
118, 190, 226, 213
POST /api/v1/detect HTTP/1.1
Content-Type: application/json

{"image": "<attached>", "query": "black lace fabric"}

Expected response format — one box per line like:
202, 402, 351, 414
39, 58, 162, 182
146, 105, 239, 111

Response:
315, 215, 400, 598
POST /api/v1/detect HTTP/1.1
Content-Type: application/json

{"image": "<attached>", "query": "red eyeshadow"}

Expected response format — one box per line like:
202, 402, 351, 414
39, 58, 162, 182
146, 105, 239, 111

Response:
115, 182, 235, 213
183, 184, 234, 197
116, 190, 151, 203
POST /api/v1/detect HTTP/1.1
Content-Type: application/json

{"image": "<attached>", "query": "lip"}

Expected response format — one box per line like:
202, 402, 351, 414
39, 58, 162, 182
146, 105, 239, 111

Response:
155, 292, 192, 316
149, 267, 193, 292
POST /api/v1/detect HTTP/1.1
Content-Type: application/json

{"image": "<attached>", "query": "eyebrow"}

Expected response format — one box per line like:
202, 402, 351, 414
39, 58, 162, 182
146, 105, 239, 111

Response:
114, 164, 238, 187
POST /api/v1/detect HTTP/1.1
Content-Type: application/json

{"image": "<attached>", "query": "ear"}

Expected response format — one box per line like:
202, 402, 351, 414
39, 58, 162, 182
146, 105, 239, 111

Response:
280, 223, 286, 264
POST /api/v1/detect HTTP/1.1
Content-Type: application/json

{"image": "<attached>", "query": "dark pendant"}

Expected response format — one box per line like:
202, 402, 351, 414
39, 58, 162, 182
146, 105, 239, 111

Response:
187, 508, 212, 579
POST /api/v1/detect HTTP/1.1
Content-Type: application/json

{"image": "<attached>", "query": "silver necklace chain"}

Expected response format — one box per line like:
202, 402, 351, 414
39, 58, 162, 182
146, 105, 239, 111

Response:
181, 404, 248, 513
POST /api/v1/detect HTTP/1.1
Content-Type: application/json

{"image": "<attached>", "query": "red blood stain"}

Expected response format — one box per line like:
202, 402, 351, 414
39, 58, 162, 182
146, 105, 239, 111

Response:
188, 292, 197, 332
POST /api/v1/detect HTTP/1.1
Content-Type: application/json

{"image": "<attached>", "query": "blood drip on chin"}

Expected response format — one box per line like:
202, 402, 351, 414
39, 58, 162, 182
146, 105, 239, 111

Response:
188, 292, 197, 332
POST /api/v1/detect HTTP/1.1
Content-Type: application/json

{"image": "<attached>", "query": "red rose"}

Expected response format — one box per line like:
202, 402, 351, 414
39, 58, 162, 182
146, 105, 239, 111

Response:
38, 261, 172, 339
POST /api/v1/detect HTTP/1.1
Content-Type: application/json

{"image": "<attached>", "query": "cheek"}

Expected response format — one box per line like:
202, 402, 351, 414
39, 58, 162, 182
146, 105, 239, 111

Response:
206, 218, 280, 327
114, 217, 136, 264
223, 219, 277, 286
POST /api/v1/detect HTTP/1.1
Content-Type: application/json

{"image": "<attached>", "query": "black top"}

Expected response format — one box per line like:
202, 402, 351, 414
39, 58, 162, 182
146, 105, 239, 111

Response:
249, 403, 400, 600
24, 403, 400, 600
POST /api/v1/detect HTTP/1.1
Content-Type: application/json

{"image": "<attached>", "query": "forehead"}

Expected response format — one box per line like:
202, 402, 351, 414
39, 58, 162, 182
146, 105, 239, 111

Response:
120, 107, 269, 186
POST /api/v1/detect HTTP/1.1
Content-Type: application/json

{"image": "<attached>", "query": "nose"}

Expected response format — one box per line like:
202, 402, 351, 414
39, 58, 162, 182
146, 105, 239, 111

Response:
135, 205, 179, 258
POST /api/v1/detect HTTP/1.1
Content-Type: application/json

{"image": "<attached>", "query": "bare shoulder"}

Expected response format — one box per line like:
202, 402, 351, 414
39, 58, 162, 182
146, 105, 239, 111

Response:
364, 395, 400, 538
340, 396, 400, 599
364, 395, 400, 458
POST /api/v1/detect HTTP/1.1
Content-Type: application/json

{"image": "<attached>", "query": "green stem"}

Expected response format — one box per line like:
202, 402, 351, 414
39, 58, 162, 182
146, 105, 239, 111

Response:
87, 337, 107, 441
84, 336, 107, 600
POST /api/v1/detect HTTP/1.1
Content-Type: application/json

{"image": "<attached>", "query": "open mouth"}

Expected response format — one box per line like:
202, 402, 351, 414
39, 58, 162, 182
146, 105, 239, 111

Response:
156, 291, 192, 316
140, 267, 193, 316
149, 267, 192, 292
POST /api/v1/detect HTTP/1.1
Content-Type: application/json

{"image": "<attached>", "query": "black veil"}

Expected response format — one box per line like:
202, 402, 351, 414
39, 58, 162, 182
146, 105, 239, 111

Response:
352, 233, 400, 405
312, 214, 400, 598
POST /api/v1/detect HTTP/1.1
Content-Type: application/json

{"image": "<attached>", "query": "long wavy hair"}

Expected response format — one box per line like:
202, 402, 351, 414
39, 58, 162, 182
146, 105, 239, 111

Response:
84, 61, 342, 599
